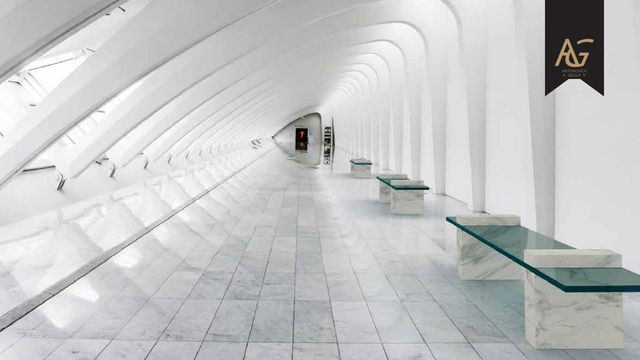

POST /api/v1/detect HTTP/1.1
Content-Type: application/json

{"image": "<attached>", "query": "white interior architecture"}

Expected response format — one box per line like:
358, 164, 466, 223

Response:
0, 0, 640, 359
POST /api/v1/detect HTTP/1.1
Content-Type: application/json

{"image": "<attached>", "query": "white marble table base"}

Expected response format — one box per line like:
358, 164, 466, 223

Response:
524, 249, 624, 349
455, 214, 523, 280
378, 175, 407, 203
351, 164, 372, 178
389, 180, 426, 215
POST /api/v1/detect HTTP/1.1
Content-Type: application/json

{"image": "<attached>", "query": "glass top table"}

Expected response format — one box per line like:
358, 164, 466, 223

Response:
446, 217, 640, 292
376, 177, 430, 191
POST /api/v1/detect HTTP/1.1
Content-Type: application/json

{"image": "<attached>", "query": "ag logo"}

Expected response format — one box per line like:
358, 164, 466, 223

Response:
554, 38, 594, 68
545, 0, 603, 95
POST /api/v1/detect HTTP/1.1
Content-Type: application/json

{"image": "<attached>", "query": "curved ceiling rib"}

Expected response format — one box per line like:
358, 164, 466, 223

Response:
0, 0, 463, 192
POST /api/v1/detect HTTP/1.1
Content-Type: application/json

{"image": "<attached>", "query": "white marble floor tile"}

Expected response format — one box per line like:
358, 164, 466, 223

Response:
322, 252, 353, 274
471, 343, 528, 360
146, 341, 200, 360
513, 342, 575, 360
402, 301, 466, 343
205, 300, 257, 342
565, 349, 620, 360
271, 237, 297, 253
235, 252, 269, 274
367, 301, 422, 344
295, 274, 329, 301
387, 275, 433, 302
293, 301, 336, 342
45, 338, 109, 360
297, 237, 322, 253
189, 271, 233, 299
95, 340, 154, 360
267, 251, 296, 273
292, 343, 339, 360
339, 343, 387, 360
384, 343, 435, 360
0, 331, 22, 353
356, 274, 399, 301
260, 273, 295, 300
296, 253, 325, 274
245, 236, 273, 253
161, 299, 220, 341
326, 273, 364, 301
249, 300, 293, 342
435, 299, 508, 343
428, 343, 481, 360
195, 342, 246, 360
244, 342, 292, 360
116, 298, 182, 340
73, 297, 147, 339
331, 301, 380, 343
0, 338, 62, 360
208, 253, 242, 273
225, 272, 263, 300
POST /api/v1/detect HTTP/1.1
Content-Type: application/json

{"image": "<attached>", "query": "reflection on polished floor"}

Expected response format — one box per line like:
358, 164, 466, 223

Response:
0, 149, 639, 360
0, 146, 268, 331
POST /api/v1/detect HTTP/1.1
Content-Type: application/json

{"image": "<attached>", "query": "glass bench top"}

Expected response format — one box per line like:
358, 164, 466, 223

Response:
446, 217, 640, 292
537, 267, 640, 293
376, 175, 408, 181
350, 159, 372, 165
376, 177, 430, 191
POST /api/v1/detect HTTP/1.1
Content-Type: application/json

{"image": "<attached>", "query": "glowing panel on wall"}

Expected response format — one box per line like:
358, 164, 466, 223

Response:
295, 128, 308, 151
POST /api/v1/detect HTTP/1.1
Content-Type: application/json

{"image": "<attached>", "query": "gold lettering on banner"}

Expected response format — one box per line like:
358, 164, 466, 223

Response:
554, 38, 594, 68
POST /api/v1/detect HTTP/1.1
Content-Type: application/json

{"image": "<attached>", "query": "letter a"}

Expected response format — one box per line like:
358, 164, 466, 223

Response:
554, 38, 580, 67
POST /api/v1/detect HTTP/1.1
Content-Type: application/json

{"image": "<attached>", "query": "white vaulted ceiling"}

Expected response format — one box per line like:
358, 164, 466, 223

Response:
0, 0, 462, 190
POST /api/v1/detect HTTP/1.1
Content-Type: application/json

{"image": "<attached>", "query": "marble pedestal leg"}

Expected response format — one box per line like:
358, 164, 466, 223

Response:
524, 249, 624, 349
456, 215, 522, 280
377, 174, 407, 203
390, 190, 424, 214
353, 164, 371, 178
379, 183, 391, 203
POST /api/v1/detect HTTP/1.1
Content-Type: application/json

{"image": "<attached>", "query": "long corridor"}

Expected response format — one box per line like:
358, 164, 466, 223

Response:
0, 150, 639, 360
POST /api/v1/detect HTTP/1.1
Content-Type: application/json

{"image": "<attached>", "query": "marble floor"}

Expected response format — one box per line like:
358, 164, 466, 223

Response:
0, 148, 639, 359
0, 146, 267, 330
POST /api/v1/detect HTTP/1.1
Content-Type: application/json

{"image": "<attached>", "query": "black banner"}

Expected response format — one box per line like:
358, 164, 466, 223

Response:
545, 0, 604, 95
